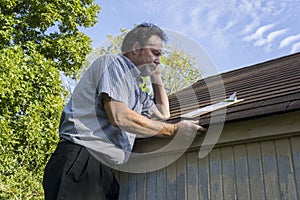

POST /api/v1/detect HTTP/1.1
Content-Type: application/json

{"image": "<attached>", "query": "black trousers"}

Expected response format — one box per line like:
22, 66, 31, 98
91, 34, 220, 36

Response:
43, 141, 119, 200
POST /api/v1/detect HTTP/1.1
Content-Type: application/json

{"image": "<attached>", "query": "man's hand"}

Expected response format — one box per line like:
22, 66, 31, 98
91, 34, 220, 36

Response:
150, 64, 170, 120
150, 64, 162, 77
174, 120, 207, 140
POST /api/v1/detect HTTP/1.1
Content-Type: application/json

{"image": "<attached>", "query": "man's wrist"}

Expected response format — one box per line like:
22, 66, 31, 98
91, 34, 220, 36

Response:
173, 123, 179, 135
160, 123, 178, 137
150, 73, 163, 84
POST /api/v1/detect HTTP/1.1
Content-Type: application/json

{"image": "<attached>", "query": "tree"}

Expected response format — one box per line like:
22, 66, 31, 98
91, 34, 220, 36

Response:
160, 46, 201, 94
0, 0, 100, 199
82, 28, 201, 95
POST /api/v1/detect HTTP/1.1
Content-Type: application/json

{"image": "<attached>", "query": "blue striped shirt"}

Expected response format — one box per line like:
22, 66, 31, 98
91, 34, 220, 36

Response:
59, 54, 157, 164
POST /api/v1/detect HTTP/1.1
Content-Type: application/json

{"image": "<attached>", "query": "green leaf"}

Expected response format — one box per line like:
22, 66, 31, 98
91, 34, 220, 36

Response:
0, 0, 100, 198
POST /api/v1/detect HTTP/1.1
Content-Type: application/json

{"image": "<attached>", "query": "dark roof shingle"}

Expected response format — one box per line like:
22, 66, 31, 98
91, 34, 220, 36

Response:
167, 53, 300, 125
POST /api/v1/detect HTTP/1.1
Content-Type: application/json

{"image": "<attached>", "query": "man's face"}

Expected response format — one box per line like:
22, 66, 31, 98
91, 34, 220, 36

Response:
135, 35, 163, 76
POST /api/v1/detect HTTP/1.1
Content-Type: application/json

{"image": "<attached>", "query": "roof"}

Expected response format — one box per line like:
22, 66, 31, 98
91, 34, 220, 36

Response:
167, 52, 300, 125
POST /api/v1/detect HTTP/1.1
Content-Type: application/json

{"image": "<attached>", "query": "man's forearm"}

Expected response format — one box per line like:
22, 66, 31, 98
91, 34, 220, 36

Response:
103, 93, 176, 137
150, 74, 170, 119
119, 108, 176, 137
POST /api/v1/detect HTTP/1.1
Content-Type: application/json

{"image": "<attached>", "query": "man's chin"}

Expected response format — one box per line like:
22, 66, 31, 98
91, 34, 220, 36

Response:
141, 73, 151, 77
140, 70, 155, 77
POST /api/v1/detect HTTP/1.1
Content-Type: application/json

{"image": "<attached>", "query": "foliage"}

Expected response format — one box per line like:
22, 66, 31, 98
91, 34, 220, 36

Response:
77, 28, 128, 78
0, 0, 100, 76
0, 46, 63, 199
0, 0, 100, 199
161, 46, 201, 94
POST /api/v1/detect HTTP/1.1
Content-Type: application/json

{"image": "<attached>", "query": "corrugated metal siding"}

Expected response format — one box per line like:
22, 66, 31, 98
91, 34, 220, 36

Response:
117, 135, 300, 200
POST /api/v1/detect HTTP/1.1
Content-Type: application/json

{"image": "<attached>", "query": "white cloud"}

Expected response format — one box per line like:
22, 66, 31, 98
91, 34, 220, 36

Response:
241, 15, 260, 35
290, 42, 300, 54
254, 28, 288, 46
279, 33, 300, 49
242, 21, 291, 52
163, 0, 297, 55
267, 29, 288, 41
223, 20, 236, 31
263, 1, 286, 15
238, 0, 290, 35
234, 0, 254, 13
243, 23, 275, 42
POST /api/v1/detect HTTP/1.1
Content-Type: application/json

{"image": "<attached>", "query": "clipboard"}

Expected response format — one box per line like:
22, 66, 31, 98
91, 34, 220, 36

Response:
180, 92, 244, 119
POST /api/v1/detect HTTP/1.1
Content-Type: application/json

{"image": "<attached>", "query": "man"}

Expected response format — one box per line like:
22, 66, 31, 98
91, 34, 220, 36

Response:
43, 23, 205, 200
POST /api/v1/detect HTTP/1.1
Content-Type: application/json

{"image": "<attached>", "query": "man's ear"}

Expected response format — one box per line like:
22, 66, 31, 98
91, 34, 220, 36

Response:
132, 42, 141, 55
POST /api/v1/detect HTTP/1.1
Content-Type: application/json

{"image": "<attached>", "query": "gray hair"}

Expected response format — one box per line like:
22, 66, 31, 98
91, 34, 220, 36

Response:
121, 22, 168, 54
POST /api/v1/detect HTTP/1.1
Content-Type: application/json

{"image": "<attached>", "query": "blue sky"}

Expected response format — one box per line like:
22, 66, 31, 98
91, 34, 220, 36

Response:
81, 0, 300, 73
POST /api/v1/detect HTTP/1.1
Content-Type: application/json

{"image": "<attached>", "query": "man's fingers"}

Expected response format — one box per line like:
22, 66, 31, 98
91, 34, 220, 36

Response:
183, 120, 207, 132
183, 120, 199, 124
197, 126, 207, 132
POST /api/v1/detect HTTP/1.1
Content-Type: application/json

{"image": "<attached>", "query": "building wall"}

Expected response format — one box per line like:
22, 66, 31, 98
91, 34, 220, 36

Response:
116, 112, 300, 200
117, 135, 300, 200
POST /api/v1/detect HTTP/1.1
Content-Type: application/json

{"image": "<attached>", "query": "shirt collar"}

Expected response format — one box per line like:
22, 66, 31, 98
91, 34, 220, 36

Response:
120, 55, 143, 84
